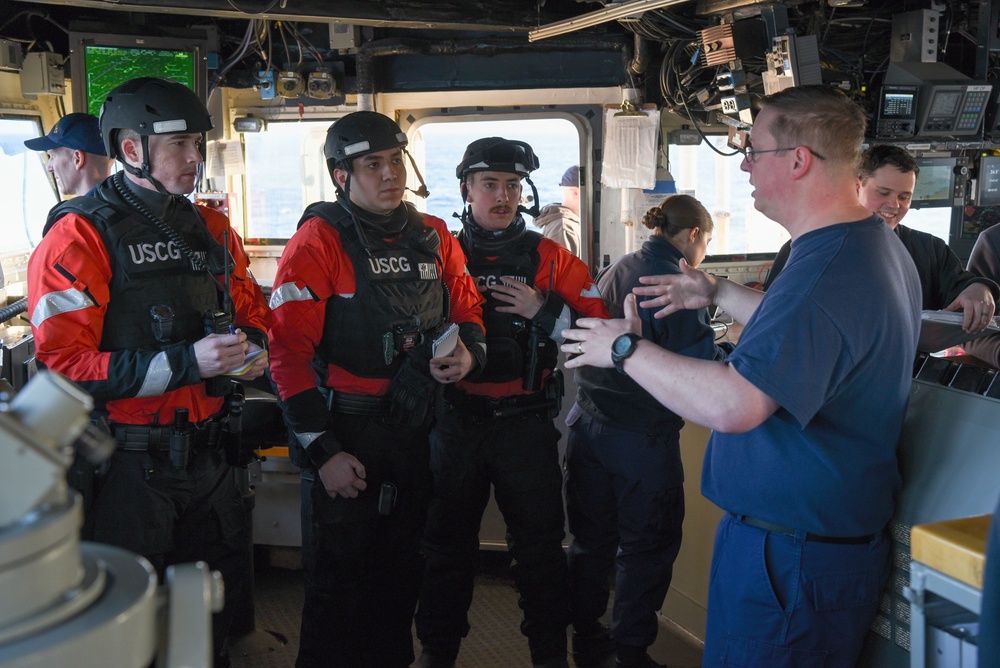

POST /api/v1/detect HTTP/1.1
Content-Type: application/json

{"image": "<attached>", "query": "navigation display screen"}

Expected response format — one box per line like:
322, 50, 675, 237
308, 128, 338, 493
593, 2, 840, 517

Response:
882, 92, 915, 118
82, 45, 196, 116
979, 156, 1000, 207
912, 159, 956, 207
929, 90, 962, 117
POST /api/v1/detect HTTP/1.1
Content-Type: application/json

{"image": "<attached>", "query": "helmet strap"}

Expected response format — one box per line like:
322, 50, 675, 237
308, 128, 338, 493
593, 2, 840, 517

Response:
403, 149, 429, 199
342, 172, 375, 257
520, 175, 541, 218
120, 135, 173, 196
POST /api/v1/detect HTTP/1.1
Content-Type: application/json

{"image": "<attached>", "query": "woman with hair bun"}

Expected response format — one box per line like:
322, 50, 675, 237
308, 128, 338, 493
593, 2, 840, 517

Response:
565, 193, 724, 668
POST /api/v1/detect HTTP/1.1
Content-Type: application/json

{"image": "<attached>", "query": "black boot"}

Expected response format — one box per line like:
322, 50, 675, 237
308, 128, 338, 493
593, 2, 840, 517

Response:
572, 622, 616, 668
615, 644, 666, 668
532, 660, 570, 668
417, 651, 456, 668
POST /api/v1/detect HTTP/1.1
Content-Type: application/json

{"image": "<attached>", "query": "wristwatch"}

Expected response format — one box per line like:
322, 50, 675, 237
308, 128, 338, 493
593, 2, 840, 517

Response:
611, 333, 642, 375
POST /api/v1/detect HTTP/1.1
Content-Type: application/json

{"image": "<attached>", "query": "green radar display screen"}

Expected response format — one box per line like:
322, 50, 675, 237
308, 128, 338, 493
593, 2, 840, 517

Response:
69, 30, 208, 119
83, 45, 196, 116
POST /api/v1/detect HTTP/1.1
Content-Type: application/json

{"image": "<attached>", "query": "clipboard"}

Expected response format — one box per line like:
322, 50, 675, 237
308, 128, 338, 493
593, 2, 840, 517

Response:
918, 310, 1000, 353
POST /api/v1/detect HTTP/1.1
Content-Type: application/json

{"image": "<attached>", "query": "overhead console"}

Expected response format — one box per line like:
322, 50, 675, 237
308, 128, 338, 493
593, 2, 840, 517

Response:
878, 61, 992, 142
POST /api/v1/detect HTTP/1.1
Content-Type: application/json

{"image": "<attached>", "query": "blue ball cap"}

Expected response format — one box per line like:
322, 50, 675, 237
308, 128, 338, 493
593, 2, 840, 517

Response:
24, 113, 107, 156
560, 165, 580, 187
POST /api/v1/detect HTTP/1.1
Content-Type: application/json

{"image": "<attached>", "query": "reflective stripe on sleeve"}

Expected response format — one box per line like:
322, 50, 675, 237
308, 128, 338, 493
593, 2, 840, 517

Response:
136, 351, 173, 398
294, 431, 323, 447
269, 282, 315, 309
552, 304, 572, 342
31, 288, 94, 328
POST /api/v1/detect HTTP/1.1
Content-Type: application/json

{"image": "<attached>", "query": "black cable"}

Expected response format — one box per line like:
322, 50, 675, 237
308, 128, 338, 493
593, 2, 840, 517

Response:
287, 22, 325, 64
211, 19, 256, 98
0, 10, 68, 35
0, 297, 27, 326
712, 319, 729, 342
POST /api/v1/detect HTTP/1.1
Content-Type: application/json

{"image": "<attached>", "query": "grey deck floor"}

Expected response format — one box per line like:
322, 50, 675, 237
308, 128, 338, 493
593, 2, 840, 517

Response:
230, 548, 703, 668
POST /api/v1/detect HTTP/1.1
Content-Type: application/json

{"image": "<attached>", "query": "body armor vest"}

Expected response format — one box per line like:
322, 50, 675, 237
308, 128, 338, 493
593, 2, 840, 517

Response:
459, 228, 543, 384
48, 180, 224, 353
302, 201, 445, 379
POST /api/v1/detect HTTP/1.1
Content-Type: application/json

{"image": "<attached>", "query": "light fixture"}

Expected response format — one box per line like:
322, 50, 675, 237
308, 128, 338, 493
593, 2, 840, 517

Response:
233, 115, 265, 133
528, 0, 690, 42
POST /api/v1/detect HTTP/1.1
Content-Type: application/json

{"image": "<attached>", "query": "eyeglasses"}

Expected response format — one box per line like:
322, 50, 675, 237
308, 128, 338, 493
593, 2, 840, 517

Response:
741, 145, 827, 164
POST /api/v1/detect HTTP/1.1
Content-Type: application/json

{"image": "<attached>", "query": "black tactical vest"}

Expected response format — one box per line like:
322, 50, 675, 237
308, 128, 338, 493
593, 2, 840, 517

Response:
302, 201, 446, 379
459, 228, 543, 384
47, 180, 224, 352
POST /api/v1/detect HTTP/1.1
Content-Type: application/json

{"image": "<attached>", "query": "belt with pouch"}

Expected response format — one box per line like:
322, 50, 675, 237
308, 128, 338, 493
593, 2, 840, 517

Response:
731, 513, 876, 545
112, 419, 224, 452
330, 391, 392, 417
443, 386, 555, 420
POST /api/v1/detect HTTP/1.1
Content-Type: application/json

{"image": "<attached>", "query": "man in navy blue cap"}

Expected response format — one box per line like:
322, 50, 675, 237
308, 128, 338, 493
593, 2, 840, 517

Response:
24, 112, 112, 197
534, 165, 582, 256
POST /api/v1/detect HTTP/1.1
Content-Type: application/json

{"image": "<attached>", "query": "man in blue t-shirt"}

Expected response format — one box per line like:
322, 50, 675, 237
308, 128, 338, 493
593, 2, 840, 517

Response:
561, 85, 922, 667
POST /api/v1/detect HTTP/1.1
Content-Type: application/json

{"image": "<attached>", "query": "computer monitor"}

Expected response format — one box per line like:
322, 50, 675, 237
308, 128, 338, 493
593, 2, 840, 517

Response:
875, 85, 918, 138
912, 157, 958, 208
69, 28, 208, 117
978, 155, 1000, 207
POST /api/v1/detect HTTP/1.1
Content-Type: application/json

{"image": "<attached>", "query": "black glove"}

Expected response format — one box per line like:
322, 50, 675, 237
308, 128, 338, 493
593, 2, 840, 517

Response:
388, 337, 438, 428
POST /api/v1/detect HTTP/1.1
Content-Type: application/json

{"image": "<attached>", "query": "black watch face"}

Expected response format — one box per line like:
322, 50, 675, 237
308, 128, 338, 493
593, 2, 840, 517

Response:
614, 334, 634, 356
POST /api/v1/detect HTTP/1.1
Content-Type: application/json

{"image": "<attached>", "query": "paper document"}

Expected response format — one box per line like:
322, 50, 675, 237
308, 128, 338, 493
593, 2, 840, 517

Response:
225, 348, 267, 376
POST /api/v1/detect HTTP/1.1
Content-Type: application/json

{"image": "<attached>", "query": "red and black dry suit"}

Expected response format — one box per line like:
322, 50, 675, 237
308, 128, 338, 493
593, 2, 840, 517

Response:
416, 219, 608, 666
27, 173, 271, 655
267, 199, 484, 668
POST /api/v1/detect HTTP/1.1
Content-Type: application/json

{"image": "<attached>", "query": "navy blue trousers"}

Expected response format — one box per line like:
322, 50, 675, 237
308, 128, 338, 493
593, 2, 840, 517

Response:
703, 513, 890, 667
564, 405, 685, 650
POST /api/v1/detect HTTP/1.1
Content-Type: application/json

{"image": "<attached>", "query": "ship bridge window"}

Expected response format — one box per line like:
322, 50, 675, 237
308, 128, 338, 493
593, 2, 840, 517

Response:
670, 136, 952, 250
670, 135, 789, 257
240, 116, 582, 246
242, 119, 333, 244
900, 207, 951, 244
1, 116, 59, 254
412, 118, 582, 234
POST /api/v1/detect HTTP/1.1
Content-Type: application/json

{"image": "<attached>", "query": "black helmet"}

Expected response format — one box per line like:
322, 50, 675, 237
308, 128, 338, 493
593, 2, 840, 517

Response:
99, 77, 213, 161
325, 111, 408, 174
455, 137, 539, 180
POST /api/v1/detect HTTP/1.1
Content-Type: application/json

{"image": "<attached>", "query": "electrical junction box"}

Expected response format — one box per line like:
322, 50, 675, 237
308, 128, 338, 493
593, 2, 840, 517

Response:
0, 39, 23, 71
20, 52, 65, 96
329, 23, 359, 52
277, 71, 304, 98
258, 70, 275, 100
307, 71, 336, 99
